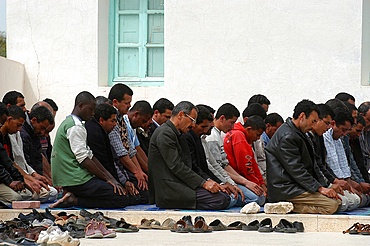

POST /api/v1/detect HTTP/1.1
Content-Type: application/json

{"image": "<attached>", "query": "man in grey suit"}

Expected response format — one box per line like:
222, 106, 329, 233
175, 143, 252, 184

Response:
148, 101, 230, 209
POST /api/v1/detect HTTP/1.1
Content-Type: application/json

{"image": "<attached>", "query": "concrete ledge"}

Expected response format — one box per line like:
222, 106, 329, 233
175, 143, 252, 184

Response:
0, 209, 366, 232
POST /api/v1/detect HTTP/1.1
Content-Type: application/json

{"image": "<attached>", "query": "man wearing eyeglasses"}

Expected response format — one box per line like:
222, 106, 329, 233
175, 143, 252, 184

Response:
148, 101, 230, 210
307, 104, 360, 212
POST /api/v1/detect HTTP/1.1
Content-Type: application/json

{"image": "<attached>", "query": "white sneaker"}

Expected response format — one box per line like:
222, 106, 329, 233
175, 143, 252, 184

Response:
37, 230, 49, 244
47, 231, 80, 246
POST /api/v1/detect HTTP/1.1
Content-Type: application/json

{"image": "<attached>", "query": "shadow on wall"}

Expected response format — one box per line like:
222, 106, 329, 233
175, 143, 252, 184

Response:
0, 57, 37, 104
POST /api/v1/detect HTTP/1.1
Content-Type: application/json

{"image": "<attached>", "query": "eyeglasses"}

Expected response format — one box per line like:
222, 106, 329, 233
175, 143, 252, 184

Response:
185, 113, 196, 124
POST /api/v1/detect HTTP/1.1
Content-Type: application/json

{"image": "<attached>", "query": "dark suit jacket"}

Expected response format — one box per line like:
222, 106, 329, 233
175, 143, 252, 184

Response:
137, 122, 157, 155
85, 118, 119, 181
182, 130, 222, 183
148, 120, 205, 209
20, 120, 43, 175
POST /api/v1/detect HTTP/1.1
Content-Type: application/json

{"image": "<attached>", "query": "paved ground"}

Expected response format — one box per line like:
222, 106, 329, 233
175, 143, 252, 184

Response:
78, 230, 370, 246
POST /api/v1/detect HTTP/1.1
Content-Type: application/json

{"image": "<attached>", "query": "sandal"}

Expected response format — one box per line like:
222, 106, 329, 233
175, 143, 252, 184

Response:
138, 218, 160, 229
343, 222, 360, 234
114, 218, 139, 233
170, 220, 190, 233
151, 218, 176, 230
191, 220, 213, 233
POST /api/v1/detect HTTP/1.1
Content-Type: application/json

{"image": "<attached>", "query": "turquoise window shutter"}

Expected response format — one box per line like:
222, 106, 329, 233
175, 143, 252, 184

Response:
109, 0, 164, 86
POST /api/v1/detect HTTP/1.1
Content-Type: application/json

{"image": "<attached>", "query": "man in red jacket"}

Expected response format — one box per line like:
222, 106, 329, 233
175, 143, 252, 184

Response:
224, 115, 267, 196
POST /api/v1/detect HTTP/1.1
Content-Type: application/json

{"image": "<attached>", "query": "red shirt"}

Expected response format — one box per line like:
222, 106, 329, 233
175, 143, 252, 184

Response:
224, 122, 264, 186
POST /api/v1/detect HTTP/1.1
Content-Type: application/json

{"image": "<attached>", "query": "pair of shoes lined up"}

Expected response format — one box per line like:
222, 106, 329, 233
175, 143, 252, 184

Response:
170, 216, 212, 233
343, 222, 370, 235
79, 209, 138, 233
37, 226, 80, 246
242, 218, 304, 233
84, 219, 116, 239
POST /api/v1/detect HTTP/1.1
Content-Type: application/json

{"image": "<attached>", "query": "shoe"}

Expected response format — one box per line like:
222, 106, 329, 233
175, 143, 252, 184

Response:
170, 220, 190, 233
138, 218, 160, 229
209, 219, 227, 231
293, 221, 304, 232
273, 219, 297, 233
97, 221, 116, 238
191, 220, 213, 233
227, 221, 246, 230
343, 222, 360, 234
114, 218, 139, 232
48, 231, 80, 246
242, 220, 259, 231
194, 216, 205, 224
85, 219, 103, 239
151, 218, 176, 230
264, 202, 294, 214
258, 218, 273, 233
41, 208, 56, 222
181, 215, 193, 229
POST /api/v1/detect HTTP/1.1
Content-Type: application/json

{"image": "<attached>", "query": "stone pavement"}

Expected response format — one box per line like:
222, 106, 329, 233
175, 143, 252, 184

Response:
79, 230, 370, 246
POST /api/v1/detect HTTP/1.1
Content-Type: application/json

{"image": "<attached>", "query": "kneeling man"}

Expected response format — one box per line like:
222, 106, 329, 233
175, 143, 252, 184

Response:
266, 100, 341, 214
148, 101, 230, 209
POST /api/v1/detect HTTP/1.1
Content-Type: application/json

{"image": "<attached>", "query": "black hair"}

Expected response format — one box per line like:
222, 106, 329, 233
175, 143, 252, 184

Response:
130, 100, 154, 117
317, 104, 334, 120
29, 106, 54, 125
43, 98, 58, 112
332, 107, 354, 126
358, 102, 370, 115
293, 100, 319, 119
94, 103, 117, 121
7, 106, 25, 120
172, 101, 197, 116
357, 114, 366, 127
325, 98, 347, 111
196, 105, 213, 124
244, 115, 266, 131
215, 103, 240, 120
248, 94, 270, 106
96, 96, 113, 106
335, 92, 355, 102
153, 98, 174, 114
108, 83, 133, 102
0, 102, 8, 117
343, 101, 357, 113
74, 91, 96, 107
2, 91, 24, 106
243, 103, 267, 120
265, 113, 284, 126
196, 104, 215, 114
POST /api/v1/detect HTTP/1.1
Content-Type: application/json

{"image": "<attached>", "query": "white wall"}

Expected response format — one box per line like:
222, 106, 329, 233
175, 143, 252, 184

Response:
4, 0, 370, 129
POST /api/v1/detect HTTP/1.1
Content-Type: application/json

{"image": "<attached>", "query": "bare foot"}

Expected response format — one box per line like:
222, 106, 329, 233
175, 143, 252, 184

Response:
49, 192, 78, 208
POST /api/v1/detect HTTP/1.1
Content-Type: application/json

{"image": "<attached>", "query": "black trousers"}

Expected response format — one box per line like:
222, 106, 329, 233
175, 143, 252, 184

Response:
64, 177, 139, 208
195, 187, 230, 210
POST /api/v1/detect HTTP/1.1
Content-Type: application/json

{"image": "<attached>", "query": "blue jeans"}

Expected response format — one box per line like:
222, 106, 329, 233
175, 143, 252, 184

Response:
227, 184, 265, 208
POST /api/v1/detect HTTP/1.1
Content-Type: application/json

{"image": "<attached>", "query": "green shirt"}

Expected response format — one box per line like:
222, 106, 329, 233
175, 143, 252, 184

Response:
51, 115, 94, 187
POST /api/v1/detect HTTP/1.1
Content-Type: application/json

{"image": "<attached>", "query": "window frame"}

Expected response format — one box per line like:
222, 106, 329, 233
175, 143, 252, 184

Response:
108, 0, 164, 87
